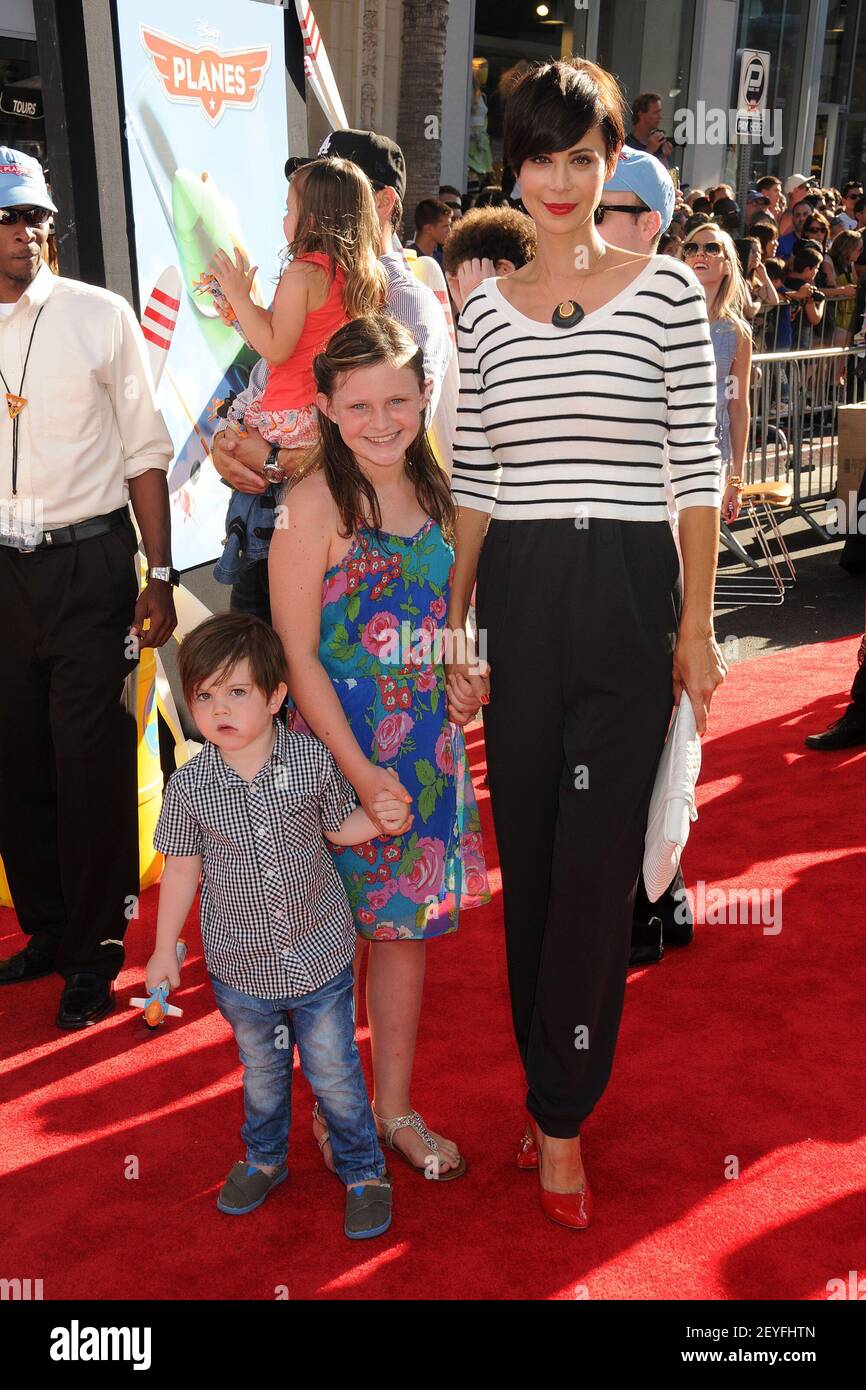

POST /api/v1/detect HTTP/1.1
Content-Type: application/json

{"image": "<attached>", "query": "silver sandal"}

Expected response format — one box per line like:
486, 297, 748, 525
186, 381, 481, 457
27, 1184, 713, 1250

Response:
312, 1101, 337, 1175
373, 1107, 467, 1181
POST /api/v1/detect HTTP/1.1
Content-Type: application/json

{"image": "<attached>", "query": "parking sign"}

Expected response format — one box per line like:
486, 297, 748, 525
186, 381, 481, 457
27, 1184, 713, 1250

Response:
735, 49, 771, 143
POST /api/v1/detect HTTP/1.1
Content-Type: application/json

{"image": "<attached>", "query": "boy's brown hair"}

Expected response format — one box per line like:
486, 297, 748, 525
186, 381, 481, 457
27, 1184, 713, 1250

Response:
442, 206, 537, 275
177, 613, 288, 707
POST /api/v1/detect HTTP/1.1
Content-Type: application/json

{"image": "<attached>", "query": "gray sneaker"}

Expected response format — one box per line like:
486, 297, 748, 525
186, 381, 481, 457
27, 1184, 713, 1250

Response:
216, 1161, 288, 1215
344, 1177, 393, 1240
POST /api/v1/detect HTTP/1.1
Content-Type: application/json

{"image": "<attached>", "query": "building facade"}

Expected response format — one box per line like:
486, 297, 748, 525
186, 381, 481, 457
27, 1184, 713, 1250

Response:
7, 0, 866, 289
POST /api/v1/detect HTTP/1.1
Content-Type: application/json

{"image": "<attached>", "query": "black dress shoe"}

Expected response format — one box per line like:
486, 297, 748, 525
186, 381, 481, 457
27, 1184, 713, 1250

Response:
804, 716, 866, 751
0, 939, 58, 984
56, 973, 115, 1030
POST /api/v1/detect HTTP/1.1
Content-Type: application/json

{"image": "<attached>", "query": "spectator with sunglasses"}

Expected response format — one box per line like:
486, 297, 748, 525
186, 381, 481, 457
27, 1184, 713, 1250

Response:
681, 225, 752, 526
836, 181, 863, 232
0, 146, 175, 1028
596, 145, 675, 254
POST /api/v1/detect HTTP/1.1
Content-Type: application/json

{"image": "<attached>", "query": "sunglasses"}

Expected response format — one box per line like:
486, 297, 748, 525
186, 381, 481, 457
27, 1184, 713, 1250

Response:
682, 241, 723, 258
595, 202, 650, 224
0, 206, 52, 227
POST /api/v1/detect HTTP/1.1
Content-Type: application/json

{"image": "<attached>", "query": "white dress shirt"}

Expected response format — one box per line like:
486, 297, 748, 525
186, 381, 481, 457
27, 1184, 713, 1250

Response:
0, 262, 173, 528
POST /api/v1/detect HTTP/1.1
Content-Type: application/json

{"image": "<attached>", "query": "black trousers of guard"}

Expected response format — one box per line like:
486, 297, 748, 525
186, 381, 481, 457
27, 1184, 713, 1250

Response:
476, 517, 681, 1138
0, 516, 140, 980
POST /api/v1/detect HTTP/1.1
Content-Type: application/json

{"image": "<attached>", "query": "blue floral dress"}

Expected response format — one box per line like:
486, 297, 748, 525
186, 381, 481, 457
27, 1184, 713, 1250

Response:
290, 517, 490, 941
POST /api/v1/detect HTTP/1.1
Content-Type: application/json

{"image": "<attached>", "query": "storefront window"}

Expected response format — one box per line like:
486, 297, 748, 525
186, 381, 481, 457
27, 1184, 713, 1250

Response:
819, 0, 858, 105
596, 0, 696, 175
838, 0, 866, 181
733, 0, 808, 180
0, 35, 45, 164
474, 0, 578, 185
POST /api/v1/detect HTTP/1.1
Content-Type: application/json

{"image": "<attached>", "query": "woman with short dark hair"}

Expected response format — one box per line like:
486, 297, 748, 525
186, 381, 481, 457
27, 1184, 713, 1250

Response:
445, 58, 726, 1229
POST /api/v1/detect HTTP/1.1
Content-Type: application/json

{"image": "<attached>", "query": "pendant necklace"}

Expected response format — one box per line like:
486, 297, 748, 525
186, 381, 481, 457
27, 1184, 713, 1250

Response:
551, 300, 585, 329
551, 254, 629, 329
0, 303, 46, 495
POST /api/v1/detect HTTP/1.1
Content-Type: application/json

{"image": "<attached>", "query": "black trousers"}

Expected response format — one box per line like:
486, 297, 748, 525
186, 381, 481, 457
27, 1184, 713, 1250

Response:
0, 516, 140, 979
850, 655, 866, 722
476, 517, 681, 1137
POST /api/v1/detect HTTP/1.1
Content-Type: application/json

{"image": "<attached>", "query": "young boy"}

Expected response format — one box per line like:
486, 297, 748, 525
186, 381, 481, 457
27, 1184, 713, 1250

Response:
147, 612, 412, 1240
784, 243, 825, 349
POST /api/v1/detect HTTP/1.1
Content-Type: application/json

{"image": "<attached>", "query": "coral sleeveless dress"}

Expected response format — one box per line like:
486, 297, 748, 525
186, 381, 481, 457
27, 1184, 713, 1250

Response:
244, 251, 348, 449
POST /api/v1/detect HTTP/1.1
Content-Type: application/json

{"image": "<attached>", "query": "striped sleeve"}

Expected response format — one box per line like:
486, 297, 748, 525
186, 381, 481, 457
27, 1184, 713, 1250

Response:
451, 292, 502, 514
662, 272, 722, 510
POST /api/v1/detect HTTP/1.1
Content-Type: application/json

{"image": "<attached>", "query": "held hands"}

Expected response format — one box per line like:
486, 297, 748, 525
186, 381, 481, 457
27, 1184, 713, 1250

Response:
445, 622, 491, 725
362, 765, 413, 836
145, 947, 181, 995
209, 246, 257, 306
445, 661, 490, 725
672, 627, 728, 735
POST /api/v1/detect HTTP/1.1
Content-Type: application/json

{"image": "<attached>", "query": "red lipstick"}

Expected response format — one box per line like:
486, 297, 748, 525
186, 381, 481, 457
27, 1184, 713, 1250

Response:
543, 202, 578, 215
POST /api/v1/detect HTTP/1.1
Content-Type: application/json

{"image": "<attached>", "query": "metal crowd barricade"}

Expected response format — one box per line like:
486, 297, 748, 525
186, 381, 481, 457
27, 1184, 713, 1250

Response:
743, 343, 865, 541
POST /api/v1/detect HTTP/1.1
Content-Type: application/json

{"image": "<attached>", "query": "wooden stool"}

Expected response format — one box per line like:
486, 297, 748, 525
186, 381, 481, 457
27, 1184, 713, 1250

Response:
715, 480, 797, 608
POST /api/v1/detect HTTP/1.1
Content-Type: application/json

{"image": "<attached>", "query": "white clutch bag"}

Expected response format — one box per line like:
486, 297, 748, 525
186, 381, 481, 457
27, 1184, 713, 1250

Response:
643, 694, 701, 903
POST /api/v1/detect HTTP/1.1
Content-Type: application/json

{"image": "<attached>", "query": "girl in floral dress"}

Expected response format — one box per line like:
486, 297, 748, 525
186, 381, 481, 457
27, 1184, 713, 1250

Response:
269, 315, 489, 1181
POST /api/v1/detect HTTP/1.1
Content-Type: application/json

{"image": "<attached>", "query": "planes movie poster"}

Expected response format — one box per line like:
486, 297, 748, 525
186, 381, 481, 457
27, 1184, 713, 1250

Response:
115, 0, 289, 571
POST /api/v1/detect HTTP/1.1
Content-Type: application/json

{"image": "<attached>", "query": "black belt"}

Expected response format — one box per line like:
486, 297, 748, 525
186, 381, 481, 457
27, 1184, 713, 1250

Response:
30, 507, 131, 550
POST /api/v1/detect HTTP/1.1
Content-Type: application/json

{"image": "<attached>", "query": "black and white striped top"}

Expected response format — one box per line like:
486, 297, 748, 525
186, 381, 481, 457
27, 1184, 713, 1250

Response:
451, 258, 721, 522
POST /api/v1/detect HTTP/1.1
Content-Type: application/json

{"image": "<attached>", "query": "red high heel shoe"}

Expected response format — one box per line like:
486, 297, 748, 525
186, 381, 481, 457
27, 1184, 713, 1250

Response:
516, 1122, 539, 1170
528, 1117, 592, 1230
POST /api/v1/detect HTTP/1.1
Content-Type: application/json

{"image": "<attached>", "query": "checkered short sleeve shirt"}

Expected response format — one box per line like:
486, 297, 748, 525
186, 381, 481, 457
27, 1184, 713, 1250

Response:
153, 721, 359, 998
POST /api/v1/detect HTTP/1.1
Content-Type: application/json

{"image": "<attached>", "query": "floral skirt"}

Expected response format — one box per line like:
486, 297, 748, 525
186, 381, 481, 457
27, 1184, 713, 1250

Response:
243, 398, 319, 450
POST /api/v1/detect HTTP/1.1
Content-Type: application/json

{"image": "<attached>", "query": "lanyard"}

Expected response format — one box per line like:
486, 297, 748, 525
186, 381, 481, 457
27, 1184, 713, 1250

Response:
0, 302, 46, 496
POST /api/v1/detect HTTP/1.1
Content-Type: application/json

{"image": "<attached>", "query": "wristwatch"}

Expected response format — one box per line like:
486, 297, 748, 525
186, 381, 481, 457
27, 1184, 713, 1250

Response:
147, 566, 180, 586
262, 444, 286, 485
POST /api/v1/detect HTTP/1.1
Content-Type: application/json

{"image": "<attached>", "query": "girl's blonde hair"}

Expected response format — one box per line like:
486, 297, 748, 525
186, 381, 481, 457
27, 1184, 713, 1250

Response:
695, 222, 751, 338
288, 157, 388, 319
309, 314, 456, 545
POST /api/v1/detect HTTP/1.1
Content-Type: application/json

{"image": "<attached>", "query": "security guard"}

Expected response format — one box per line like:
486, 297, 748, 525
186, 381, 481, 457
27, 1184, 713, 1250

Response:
0, 147, 177, 1027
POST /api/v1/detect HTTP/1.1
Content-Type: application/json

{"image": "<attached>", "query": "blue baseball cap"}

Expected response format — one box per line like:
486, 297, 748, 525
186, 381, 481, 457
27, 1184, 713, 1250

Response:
603, 147, 675, 231
0, 146, 56, 213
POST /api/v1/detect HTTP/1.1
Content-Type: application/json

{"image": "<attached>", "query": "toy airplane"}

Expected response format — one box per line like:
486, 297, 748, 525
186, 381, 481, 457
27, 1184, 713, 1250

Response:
130, 941, 188, 1029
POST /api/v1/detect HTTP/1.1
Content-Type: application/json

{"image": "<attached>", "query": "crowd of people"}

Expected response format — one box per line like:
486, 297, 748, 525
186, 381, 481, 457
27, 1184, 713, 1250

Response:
654, 174, 866, 357
0, 53, 863, 1255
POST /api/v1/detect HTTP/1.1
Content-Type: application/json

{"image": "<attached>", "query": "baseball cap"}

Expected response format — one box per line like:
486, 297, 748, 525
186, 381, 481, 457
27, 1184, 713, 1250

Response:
746, 188, 769, 203
603, 147, 675, 231
0, 145, 56, 212
713, 196, 740, 217
285, 129, 406, 202
784, 174, 816, 195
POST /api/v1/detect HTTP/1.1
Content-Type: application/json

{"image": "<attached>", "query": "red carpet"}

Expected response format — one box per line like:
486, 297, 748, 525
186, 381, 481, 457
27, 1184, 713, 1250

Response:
2, 635, 864, 1301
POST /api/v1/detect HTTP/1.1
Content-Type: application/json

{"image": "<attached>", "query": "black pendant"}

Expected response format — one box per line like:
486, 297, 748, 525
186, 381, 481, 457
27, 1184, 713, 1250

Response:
551, 299, 585, 329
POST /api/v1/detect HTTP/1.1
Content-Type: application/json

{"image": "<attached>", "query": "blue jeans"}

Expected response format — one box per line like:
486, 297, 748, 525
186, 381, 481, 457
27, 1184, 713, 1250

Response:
210, 967, 385, 1185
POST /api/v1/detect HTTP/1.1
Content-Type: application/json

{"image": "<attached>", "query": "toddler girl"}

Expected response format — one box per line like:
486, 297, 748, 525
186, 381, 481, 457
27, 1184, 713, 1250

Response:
209, 157, 387, 463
